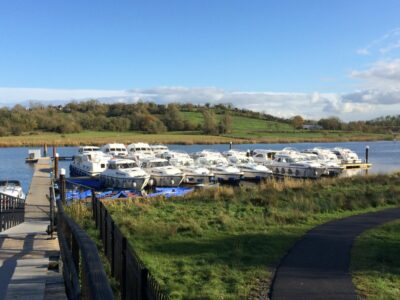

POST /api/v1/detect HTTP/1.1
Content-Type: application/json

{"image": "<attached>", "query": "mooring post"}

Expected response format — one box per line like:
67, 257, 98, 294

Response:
54, 153, 59, 179
365, 145, 369, 164
49, 185, 54, 238
60, 168, 66, 205
229, 141, 232, 150
43, 144, 48, 157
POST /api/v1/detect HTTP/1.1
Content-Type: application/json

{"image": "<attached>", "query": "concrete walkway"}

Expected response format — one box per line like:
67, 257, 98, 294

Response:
0, 158, 66, 300
270, 207, 400, 300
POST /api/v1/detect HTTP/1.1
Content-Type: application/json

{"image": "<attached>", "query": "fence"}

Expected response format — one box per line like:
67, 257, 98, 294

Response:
53, 181, 114, 300
92, 195, 168, 300
0, 192, 25, 232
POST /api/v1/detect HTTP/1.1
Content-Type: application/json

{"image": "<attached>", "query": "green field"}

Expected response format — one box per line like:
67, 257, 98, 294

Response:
352, 220, 400, 299
68, 174, 400, 299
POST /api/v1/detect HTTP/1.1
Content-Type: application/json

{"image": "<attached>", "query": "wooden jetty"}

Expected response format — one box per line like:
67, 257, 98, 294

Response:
342, 163, 372, 169
0, 158, 66, 299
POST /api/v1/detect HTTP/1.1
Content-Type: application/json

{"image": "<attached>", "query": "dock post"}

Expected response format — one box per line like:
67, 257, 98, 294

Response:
365, 145, 369, 164
54, 153, 59, 179
49, 186, 54, 239
60, 168, 66, 205
229, 141, 232, 150
43, 144, 48, 157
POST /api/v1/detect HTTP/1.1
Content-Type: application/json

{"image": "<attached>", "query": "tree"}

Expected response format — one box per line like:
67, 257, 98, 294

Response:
318, 117, 343, 130
218, 112, 232, 134
202, 109, 218, 134
164, 103, 184, 131
291, 115, 304, 129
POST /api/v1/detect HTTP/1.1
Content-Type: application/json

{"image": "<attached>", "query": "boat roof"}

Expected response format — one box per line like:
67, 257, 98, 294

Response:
102, 143, 127, 148
108, 158, 137, 165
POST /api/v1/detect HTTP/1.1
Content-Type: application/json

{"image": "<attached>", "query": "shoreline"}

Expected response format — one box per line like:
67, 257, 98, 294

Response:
0, 132, 393, 147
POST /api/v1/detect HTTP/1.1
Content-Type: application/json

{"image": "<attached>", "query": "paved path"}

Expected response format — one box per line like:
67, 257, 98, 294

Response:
0, 158, 66, 300
270, 207, 400, 300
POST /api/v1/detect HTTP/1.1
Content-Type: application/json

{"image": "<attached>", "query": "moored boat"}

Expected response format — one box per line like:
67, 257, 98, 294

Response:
0, 180, 26, 199
100, 159, 150, 190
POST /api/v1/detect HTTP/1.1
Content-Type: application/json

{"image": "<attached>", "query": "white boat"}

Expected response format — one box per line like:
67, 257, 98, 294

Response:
252, 149, 277, 165
301, 148, 344, 176
140, 158, 185, 187
165, 152, 214, 185
100, 143, 128, 157
150, 144, 169, 155
267, 152, 326, 179
227, 156, 273, 180
196, 156, 243, 183
127, 143, 154, 160
99, 159, 150, 190
70, 151, 111, 177
0, 180, 26, 199
78, 146, 101, 154
331, 147, 362, 164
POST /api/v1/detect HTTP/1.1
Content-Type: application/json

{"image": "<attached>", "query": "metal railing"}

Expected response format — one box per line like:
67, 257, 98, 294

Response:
53, 179, 114, 300
92, 196, 168, 300
0, 192, 25, 232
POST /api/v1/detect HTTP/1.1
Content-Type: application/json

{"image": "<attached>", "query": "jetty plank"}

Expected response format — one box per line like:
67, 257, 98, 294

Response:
0, 158, 66, 299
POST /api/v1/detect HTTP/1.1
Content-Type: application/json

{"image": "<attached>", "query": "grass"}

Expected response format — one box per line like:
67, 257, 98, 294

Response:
67, 174, 400, 299
351, 220, 400, 299
0, 129, 392, 147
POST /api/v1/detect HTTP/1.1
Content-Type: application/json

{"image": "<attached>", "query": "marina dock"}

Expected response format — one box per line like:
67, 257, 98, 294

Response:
0, 158, 66, 299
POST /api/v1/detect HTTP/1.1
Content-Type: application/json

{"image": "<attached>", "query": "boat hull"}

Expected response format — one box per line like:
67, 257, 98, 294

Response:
242, 170, 273, 181
183, 174, 215, 185
149, 175, 184, 187
271, 166, 326, 179
99, 175, 150, 190
69, 165, 100, 177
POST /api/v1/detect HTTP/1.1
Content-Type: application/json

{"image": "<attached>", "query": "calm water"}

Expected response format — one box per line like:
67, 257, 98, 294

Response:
1, 141, 400, 194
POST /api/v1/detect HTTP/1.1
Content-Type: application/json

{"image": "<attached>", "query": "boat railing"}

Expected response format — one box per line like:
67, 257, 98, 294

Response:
0, 192, 25, 232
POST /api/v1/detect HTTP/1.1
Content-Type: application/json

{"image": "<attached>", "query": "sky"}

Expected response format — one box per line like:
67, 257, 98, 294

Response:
1, 0, 400, 121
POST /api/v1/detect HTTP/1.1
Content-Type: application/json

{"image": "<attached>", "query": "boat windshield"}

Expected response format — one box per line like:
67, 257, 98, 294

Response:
118, 163, 137, 169
151, 161, 169, 167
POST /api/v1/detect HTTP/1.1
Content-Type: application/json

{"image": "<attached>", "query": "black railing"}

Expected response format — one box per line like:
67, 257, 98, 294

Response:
53, 181, 114, 300
0, 192, 25, 232
92, 196, 168, 300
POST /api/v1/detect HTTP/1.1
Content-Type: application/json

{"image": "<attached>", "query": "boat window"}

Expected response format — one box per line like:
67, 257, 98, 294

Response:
110, 148, 116, 151
105, 149, 110, 152
256, 154, 263, 158
101, 164, 105, 168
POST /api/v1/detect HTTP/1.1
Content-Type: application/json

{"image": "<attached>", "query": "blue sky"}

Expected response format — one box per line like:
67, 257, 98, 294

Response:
1, 0, 400, 120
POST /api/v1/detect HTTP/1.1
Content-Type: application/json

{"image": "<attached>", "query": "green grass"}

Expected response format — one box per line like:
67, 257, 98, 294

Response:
83, 174, 400, 299
352, 220, 400, 299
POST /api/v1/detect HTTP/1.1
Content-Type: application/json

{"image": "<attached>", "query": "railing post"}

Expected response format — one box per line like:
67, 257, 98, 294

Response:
121, 237, 127, 300
54, 153, 59, 179
60, 169, 66, 205
111, 220, 115, 277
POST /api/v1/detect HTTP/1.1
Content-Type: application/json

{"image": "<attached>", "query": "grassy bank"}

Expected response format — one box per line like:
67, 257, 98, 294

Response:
67, 174, 400, 299
0, 130, 392, 147
351, 220, 400, 299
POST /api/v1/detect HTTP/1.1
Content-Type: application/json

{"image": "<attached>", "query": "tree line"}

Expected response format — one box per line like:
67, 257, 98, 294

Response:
0, 100, 269, 136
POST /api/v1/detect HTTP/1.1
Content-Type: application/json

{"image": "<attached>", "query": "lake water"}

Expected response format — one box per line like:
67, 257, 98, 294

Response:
1, 140, 400, 194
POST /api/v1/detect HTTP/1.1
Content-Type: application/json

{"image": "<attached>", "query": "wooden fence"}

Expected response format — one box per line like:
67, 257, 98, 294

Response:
54, 183, 114, 300
92, 195, 168, 300
0, 192, 25, 232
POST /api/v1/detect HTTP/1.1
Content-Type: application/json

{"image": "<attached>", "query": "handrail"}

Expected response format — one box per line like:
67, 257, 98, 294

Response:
54, 180, 114, 300
0, 192, 25, 232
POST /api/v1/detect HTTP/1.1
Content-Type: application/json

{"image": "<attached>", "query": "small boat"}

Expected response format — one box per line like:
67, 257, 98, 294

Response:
139, 157, 185, 187
331, 147, 362, 164
150, 144, 169, 155
127, 143, 154, 160
0, 180, 26, 199
25, 149, 41, 163
70, 151, 111, 177
100, 143, 128, 157
228, 156, 273, 180
196, 156, 243, 183
100, 159, 150, 190
78, 145, 101, 154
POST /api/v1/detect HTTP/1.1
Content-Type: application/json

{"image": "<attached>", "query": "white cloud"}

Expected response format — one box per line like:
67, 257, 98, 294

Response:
2, 81, 400, 121
357, 27, 400, 56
